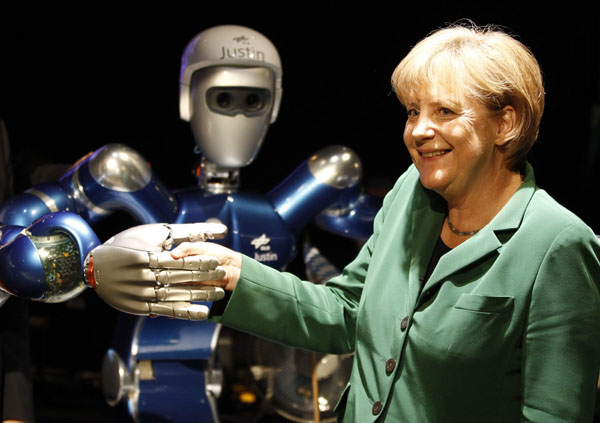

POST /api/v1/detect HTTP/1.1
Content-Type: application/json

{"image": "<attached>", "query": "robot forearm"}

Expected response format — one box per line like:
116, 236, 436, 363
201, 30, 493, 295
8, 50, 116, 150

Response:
59, 143, 179, 224
0, 183, 77, 227
268, 145, 362, 235
268, 145, 381, 241
0, 143, 179, 228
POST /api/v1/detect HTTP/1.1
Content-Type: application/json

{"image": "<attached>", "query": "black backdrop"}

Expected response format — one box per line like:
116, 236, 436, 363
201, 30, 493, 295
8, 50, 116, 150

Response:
1, 5, 600, 421
1, 6, 599, 228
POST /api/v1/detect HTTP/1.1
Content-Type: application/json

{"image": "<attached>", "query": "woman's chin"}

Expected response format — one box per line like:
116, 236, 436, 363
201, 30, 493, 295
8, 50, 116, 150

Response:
418, 172, 448, 194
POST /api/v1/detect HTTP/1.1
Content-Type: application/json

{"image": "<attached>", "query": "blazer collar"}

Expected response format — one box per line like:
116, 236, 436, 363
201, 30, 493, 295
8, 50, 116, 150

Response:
416, 163, 538, 296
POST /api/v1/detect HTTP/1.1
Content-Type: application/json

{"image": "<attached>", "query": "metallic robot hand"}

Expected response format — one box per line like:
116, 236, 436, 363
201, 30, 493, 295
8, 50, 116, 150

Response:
84, 222, 227, 320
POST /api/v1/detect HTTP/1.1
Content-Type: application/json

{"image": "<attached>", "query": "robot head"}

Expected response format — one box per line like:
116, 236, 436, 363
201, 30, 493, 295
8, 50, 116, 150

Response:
180, 25, 282, 169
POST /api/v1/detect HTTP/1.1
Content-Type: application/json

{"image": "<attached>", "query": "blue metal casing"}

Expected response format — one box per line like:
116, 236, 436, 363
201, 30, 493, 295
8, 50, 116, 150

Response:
0, 183, 76, 227
175, 189, 298, 267
60, 164, 178, 225
268, 160, 345, 236
137, 315, 218, 361
0, 235, 46, 298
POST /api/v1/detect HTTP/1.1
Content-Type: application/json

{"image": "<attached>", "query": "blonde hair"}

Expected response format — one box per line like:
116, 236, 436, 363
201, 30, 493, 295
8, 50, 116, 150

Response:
391, 23, 545, 172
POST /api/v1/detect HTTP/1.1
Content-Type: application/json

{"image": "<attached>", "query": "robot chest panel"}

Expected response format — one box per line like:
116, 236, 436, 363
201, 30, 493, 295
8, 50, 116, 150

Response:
177, 192, 297, 270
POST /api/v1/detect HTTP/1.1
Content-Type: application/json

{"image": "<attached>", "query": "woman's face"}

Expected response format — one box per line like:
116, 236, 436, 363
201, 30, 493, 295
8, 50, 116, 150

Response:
403, 86, 506, 202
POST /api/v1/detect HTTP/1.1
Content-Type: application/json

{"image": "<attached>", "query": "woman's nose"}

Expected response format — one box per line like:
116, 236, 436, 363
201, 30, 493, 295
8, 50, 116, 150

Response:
411, 116, 435, 140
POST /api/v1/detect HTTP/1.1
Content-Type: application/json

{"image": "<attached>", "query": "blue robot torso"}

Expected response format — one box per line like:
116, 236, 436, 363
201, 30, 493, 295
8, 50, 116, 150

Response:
174, 188, 297, 270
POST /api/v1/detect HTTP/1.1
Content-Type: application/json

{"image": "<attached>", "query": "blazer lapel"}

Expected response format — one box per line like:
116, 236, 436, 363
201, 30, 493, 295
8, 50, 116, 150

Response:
421, 229, 502, 296
407, 186, 445, 304
418, 163, 538, 299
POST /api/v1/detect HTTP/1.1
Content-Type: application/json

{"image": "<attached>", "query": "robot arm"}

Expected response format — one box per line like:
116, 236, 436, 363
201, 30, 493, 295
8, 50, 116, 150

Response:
0, 143, 183, 303
268, 145, 382, 241
59, 143, 179, 224
0, 143, 178, 228
84, 222, 227, 320
313, 189, 381, 241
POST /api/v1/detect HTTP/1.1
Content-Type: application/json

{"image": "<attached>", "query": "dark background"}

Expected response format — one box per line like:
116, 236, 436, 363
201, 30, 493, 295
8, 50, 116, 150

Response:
1, 5, 599, 227
1, 4, 600, 421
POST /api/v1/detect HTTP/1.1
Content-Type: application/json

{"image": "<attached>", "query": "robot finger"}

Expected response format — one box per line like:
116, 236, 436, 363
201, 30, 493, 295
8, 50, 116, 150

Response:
168, 222, 228, 245
154, 286, 225, 302
149, 252, 219, 271
147, 301, 210, 320
155, 267, 226, 284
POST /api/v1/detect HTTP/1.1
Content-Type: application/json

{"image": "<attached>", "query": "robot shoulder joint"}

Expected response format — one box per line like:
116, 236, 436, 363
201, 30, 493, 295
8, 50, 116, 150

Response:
88, 144, 152, 192
308, 145, 362, 189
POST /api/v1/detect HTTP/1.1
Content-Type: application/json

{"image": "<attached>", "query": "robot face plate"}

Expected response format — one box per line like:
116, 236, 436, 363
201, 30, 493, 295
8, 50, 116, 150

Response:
190, 66, 275, 169
206, 87, 272, 118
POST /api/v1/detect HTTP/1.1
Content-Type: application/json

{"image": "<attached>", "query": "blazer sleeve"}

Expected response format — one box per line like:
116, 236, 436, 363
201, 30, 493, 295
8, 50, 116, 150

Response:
212, 166, 414, 354
521, 222, 600, 422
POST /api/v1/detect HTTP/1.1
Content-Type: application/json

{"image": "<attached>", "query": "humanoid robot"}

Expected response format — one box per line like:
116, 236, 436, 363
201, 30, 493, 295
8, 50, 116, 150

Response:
0, 25, 379, 422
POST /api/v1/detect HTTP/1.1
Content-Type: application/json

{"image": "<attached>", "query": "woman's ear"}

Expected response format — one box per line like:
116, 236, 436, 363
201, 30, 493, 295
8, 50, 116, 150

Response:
495, 105, 517, 146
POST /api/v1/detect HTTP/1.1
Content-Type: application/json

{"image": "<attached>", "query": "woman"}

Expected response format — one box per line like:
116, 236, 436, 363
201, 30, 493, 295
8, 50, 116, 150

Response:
172, 24, 600, 422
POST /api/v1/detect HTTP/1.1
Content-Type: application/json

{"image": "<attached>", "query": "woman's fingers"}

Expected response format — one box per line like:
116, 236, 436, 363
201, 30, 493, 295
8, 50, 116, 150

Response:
170, 241, 243, 291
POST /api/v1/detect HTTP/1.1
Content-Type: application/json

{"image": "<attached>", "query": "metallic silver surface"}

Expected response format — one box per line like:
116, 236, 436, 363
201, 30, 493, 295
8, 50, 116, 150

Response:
206, 324, 223, 423
101, 349, 135, 407
190, 67, 275, 168
106, 224, 171, 252
104, 222, 227, 252
179, 25, 282, 123
127, 317, 144, 421
86, 222, 227, 320
168, 222, 227, 244
0, 291, 9, 307
149, 252, 219, 270
307, 145, 362, 189
197, 158, 240, 194
88, 144, 152, 192
25, 188, 59, 212
154, 286, 223, 301
72, 169, 111, 215
155, 269, 225, 285
147, 302, 211, 320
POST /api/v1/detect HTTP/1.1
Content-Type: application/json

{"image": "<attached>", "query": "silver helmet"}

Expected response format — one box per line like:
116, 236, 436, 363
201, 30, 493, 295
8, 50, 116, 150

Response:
180, 25, 282, 168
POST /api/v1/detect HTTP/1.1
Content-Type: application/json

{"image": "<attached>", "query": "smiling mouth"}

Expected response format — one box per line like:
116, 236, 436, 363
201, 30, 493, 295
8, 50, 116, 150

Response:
420, 150, 451, 158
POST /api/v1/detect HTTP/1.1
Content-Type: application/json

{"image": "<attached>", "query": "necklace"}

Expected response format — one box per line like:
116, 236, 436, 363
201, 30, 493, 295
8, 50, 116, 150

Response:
446, 217, 482, 236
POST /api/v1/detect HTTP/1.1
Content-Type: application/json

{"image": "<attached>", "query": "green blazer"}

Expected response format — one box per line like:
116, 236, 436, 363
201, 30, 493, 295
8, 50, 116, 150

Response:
214, 164, 600, 422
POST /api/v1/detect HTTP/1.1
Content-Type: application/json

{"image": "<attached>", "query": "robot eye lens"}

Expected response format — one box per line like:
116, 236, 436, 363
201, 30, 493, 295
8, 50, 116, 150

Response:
207, 87, 270, 116
216, 92, 233, 108
245, 93, 262, 110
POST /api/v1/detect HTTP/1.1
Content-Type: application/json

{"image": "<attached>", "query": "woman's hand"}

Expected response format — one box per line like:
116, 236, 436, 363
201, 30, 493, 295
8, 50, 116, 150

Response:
171, 242, 242, 292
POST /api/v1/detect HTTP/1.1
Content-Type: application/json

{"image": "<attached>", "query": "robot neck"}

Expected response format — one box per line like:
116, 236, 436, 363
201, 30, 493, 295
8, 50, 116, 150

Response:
195, 158, 240, 194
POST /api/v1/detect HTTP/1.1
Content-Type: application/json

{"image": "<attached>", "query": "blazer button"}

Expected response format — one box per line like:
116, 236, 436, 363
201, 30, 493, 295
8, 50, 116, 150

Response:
385, 358, 396, 374
372, 401, 383, 415
400, 316, 409, 331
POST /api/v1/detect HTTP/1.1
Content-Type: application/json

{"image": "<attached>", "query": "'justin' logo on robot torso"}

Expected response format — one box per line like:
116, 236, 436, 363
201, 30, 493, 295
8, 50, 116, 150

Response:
251, 234, 278, 263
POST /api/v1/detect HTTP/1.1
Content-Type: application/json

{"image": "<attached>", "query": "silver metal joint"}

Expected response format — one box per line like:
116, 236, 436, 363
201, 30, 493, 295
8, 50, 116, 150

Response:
101, 349, 136, 407
307, 145, 362, 189
195, 158, 240, 194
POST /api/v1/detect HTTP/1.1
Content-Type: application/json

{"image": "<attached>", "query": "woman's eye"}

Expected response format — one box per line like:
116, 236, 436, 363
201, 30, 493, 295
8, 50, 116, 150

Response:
439, 107, 454, 115
407, 109, 419, 117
